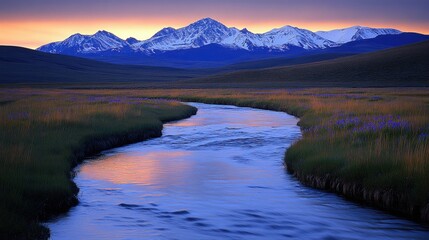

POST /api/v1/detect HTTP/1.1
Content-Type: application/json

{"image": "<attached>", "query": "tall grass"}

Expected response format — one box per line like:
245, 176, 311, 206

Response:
0, 88, 197, 239
106, 87, 428, 214
1, 87, 428, 238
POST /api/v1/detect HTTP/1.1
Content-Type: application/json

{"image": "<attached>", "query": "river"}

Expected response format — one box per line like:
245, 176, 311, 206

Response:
47, 103, 429, 239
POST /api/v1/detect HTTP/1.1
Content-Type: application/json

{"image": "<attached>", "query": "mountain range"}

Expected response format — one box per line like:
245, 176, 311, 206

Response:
3, 39, 429, 87
37, 18, 427, 68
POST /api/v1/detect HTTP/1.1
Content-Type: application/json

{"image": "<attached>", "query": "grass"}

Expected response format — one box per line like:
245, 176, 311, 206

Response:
93, 87, 427, 216
0, 88, 197, 239
1, 87, 428, 238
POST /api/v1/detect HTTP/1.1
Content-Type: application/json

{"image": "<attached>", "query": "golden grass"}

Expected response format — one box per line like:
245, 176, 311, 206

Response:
1, 86, 428, 237
116, 87, 429, 203
0, 88, 197, 239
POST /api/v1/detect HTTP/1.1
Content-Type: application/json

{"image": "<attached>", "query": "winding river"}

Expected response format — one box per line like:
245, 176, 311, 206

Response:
48, 103, 429, 239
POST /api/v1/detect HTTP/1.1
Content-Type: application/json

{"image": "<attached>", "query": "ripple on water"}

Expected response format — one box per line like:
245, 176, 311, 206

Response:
171, 210, 191, 215
47, 103, 429, 240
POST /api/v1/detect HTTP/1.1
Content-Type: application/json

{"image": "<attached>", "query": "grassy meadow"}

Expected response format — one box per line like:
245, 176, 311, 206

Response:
1, 87, 428, 238
96, 87, 428, 218
0, 88, 197, 239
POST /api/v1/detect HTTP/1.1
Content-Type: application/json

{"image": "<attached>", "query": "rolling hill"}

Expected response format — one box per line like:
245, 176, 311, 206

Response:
218, 53, 354, 71
220, 33, 429, 72
321, 32, 429, 54
2, 40, 429, 87
0, 46, 203, 84
189, 40, 429, 87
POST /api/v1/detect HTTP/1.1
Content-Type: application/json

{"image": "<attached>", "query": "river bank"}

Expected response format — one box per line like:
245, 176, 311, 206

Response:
48, 102, 429, 239
1, 87, 428, 239
0, 89, 197, 239
287, 166, 429, 222
110, 87, 428, 223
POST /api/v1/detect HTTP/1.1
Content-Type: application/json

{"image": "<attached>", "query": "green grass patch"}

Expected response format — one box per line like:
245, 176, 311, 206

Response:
0, 89, 196, 239
128, 88, 428, 211
1, 87, 428, 237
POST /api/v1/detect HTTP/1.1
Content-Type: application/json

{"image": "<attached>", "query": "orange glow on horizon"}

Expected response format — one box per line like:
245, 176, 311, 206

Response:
1, 17, 428, 49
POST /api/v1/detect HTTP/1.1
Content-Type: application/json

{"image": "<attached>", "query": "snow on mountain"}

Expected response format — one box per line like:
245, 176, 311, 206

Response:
258, 26, 336, 49
133, 18, 239, 51
219, 27, 261, 50
37, 18, 403, 55
132, 18, 336, 52
316, 26, 401, 44
151, 27, 177, 38
37, 30, 129, 54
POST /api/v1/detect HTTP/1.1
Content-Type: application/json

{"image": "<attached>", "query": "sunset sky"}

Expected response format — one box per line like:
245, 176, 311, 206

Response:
1, 0, 429, 49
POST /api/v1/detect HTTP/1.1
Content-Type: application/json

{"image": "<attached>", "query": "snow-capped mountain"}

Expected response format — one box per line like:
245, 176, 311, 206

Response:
133, 18, 239, 51
257, 26, 335, 50
37, 30, 129, 54
133, 18, 336, 52
316, 26, 401, 44
37, 18, 403, 56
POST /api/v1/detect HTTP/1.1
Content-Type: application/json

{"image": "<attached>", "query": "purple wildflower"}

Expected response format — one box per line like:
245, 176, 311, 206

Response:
418, 133, 429, 141
353, 115, 410, 134
336, 116, 361, 128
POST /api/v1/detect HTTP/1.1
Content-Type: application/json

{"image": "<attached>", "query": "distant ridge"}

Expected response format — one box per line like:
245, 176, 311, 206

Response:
33, 18, 429, 68
191, 40, 429, 87
37, 18, 402, 55
1, 41, 428, 87
38, 30, 130, 54
316, 26, 400, 44
0, 46, 202, 84
322, 32, 429, 53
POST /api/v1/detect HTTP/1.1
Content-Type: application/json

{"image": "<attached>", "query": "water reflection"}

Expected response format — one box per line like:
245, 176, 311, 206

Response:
82, 151, 191, 188
48, 103, 429, 240
82, 150, 249, 191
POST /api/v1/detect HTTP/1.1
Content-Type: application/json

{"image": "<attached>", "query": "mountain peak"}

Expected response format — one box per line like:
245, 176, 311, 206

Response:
94, 30, 117, 38
70, 33, 83, 37
191, 17, 226, 28
126, 37, 139, 45
37, 20, 405, 55
197, 17, 219, 23
316, 26, 401, 43
38, 30, 128, 54
96, 30, 109, 34
152, 27, 176, 38
136, 17, 232, 51
94, 30, 110, 36
267, 25, 300, 33
240, 28, 252, 34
